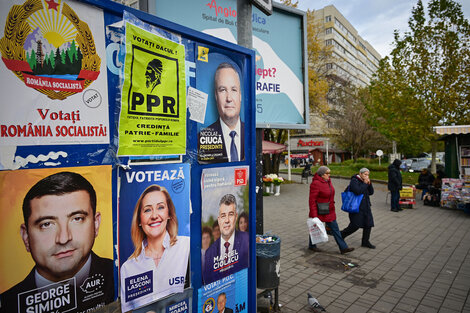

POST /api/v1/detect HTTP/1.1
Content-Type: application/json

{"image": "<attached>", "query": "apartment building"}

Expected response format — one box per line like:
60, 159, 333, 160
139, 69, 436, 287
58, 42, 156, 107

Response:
297, 5, 382, 163
315, 5, 381, 87
308, 5, 381, 130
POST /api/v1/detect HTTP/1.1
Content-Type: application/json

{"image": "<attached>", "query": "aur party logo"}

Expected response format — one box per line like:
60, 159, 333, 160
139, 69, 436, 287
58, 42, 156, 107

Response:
0, 0, 100, 100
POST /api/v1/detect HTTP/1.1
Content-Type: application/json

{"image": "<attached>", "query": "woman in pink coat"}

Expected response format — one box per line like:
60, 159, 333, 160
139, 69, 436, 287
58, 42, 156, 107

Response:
309, 166, 354, 254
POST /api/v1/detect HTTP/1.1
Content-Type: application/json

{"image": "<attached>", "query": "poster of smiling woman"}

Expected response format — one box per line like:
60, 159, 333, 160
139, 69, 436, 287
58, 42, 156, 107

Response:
118, 163, 190, 312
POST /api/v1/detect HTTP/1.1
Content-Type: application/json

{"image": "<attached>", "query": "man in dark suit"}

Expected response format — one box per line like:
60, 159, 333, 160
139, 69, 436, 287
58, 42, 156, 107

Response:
0, 172, 114, 313
198, 62, 245, 163
216, 292, 233, 313
203, 194, 249, 284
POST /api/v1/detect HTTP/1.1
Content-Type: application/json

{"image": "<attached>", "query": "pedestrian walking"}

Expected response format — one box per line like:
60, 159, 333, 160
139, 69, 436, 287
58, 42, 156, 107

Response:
341, 168, 376, 249
388, 159, 403, 212
308, 166, 354, 254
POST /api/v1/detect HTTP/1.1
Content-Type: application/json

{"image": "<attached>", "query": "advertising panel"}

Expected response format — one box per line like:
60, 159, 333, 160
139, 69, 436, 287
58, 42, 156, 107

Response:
118, 22, 186, 156
201, 166, 249, 285
0, 165, 114, 313
118, 163, 190, 312
195, 44, 246, 164
0, 0, 110, 146
151, 0, 308, 129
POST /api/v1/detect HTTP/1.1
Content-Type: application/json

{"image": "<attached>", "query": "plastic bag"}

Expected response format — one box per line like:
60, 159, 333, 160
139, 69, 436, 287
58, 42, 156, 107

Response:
341, 188, 363, 213
307, 217, 328, 245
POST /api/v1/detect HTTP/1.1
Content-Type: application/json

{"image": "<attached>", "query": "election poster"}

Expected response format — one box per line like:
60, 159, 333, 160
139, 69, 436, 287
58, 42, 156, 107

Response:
0, 165, 114, 313
118, 163, 190, 312
196, 45, 246, 164
198, 269, 248, 313
201, 166, 249, 285
0, 0, 110, 146
132, 288, 193, 313
118, 22, 186, 156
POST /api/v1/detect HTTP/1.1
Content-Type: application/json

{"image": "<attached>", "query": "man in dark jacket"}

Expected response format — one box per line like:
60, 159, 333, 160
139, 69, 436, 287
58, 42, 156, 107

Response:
388, 159, 403, 212
416, 168, 435, 198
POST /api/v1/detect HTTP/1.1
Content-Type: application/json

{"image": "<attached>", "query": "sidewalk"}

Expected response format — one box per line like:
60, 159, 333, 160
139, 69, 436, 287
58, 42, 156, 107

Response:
262, 176, 470, 312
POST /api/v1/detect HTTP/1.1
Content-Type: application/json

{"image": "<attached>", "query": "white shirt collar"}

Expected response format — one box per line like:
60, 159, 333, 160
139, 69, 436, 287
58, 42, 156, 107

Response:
141, 231, 170, 261
220, 231, 235, 258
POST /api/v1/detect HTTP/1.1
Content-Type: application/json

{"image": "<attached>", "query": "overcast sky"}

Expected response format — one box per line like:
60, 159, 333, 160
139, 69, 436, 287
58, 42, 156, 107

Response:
295, 0, 470, 58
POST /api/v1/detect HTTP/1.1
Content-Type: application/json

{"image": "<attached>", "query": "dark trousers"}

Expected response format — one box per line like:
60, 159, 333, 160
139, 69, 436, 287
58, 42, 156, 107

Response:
341, 224, 372, 245
391, 190, 400, 210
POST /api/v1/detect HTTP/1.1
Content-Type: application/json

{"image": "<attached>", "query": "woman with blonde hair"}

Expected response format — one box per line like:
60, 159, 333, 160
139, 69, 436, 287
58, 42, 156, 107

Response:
120, 185, 190, 312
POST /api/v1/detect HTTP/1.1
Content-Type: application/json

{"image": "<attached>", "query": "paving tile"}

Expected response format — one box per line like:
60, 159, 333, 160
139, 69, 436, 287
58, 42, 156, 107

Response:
415, 304, 439, 313
261, 178, 470, 313
440, 298, 464, 312
344, 303, 371, 313
393, 302, 419, 312
371, 299, 396, 312
437, 308, 461, 313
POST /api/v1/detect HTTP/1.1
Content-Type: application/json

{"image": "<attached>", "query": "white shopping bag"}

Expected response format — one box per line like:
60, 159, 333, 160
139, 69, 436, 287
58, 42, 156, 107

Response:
307, 217, 328, 245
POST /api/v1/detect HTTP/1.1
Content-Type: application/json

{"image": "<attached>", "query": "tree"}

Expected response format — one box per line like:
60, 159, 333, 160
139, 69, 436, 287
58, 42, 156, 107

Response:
330, 83, 391, 160
367, 0, 470, 167
262, 129, 288, 175
305, 9, 332, 114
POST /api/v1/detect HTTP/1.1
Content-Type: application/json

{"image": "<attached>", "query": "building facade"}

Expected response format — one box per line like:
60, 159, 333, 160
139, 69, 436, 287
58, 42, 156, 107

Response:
302, 5, 382, 163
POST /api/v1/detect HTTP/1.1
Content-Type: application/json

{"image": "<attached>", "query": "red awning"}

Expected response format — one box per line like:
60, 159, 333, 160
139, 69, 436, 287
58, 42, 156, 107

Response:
262, 140, 286, 154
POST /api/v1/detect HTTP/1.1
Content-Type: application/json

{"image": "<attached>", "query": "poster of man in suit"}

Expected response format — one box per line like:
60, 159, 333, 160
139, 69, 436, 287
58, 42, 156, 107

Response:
197, 46, 246, 164
201, 166, 249, 285
0, 166, 114, 313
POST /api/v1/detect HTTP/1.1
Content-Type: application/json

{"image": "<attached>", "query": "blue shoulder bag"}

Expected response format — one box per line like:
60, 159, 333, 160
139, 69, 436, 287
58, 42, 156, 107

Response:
341, 186, 363, 213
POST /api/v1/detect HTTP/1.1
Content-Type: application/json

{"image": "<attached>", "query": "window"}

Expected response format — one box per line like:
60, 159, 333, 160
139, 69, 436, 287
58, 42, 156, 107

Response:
325, 27, 332, 34
325, 15, 331, 22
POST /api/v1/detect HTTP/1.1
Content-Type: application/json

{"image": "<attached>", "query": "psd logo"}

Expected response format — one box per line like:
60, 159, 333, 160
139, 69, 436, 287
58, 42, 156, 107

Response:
127, 45, 180, 118
234, 168, 247, 186
0, 0, 100, 100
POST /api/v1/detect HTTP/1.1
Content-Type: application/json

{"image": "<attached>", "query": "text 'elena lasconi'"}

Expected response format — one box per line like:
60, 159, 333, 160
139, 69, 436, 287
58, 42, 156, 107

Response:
126, 168, 185, 183
125, 271, 153, 302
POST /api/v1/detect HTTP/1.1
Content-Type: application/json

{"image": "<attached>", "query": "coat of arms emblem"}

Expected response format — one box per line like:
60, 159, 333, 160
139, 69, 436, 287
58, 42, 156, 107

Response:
0, 0, 100, 100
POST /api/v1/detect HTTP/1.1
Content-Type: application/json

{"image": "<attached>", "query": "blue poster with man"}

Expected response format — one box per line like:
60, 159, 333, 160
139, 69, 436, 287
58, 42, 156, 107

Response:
196, 44, 247, 164
118, 163, 190, 312
198, 269, 248, 313
201, 166, 249, 285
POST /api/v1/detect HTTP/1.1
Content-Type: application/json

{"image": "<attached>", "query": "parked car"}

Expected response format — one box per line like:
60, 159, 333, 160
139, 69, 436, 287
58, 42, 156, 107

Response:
400, 159, 413, 172
409, 158, 431, 172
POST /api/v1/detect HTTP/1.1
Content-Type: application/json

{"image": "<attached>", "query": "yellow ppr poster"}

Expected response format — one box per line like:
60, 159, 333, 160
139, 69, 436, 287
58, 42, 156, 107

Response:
118, 22, 186, 156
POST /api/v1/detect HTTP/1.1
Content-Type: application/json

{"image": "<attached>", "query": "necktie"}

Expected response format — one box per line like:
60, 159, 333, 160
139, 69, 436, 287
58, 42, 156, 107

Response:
224, 241, 230, 261
229, 130, 238, 162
